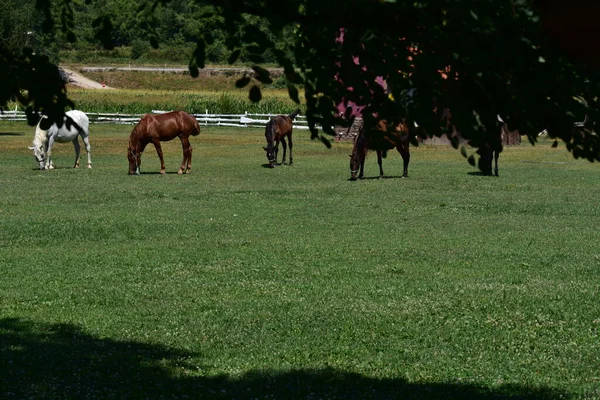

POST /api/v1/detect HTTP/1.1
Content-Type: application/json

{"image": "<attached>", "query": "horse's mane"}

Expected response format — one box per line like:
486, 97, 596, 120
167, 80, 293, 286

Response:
129, 115, 149, 147
264, 118, 276, 148
352, 123, 366, 153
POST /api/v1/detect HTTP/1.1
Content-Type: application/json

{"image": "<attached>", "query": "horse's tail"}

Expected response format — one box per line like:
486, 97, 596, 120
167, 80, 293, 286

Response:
288, 109, 301, 121
191, 115, 200, 136
34, 115, 49, 140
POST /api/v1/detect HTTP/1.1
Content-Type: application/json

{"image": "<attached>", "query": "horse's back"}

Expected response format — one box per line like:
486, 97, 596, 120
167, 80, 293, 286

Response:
136, 111, 199, 141
50, 110, 89, 143
360, 119, 410, 151
66, 110, 90, 135
272, 115, 294, 138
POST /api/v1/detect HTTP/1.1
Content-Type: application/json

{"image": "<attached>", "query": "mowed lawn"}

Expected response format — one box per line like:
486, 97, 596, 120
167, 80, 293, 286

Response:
1, 121, 599, 399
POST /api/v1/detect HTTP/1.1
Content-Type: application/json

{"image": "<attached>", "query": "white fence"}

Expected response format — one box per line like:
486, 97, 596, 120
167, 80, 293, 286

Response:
0, 110, 312, 130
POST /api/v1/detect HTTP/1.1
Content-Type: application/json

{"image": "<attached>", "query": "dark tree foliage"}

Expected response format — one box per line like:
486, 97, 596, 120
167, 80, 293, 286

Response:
3, 0, 600, 165
191, 0, 600, 162
0, 0, 73, 124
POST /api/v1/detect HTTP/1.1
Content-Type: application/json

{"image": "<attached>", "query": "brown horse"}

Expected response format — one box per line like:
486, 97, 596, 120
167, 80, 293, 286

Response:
263, 109, 300, 167
127, 111, 200, 175
350, 119, 411, 180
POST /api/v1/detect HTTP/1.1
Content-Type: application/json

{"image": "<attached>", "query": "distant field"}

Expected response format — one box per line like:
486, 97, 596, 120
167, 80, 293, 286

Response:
66, 88, 303, 115
59, 64, 304, 114
1, 121, 599, 399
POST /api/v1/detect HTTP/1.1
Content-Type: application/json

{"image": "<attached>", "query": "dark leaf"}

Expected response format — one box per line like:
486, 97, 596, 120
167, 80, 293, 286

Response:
194, 41, 206, 69
288, 83, 300, 104
320, 135, 332, 148
228, 49, 241, 65
236, 76, 251, 88
252, 66, 272, 84
249, 85, 262, 103
92, 16, 114, 50
150, 36, 159, 49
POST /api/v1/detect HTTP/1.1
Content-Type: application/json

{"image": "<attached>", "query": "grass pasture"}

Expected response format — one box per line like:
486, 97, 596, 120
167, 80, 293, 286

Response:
1, 121, 599, 399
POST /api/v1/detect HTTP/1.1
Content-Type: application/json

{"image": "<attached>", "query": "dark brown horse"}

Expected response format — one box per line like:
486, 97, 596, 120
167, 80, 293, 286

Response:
477, 116, 506, 176
350, 119, 411, 180
263, 109, 300, 167
127, 111, 200, 175
441, 109, 505, 176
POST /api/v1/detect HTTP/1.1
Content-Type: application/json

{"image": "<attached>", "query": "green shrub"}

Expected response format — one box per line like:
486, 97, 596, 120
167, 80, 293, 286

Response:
130, 40, 150, 60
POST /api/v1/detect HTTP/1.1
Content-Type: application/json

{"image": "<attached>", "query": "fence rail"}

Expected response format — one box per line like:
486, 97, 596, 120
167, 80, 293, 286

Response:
0, 110, 312, 130
1, 109, 588, 137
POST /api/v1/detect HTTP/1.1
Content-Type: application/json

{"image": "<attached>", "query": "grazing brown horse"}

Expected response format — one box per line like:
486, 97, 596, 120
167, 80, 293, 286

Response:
350, 119, 411, 180
127, 111, 200, 175
263, 109, 300, 167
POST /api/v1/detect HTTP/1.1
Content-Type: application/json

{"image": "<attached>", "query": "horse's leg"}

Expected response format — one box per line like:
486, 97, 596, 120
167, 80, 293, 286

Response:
288, 133, 293, 165
280, 136, 287, 165
358, 150, 366, 179
185, 143, 193, 174
82, 135, 92, 168
46, 136, 56, 170
179, 136, 191, 174
152, 140, 166, 175
377, 150, 384, 179
494, 150, 499, 177
398, 143, 410, 178
274, 142, 280, 165
72, 137, 81, 168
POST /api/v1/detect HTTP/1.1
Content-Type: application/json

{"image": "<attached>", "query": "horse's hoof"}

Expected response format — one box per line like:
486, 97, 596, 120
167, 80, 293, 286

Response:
87, 165, 92, 169
378, 175, 384, 180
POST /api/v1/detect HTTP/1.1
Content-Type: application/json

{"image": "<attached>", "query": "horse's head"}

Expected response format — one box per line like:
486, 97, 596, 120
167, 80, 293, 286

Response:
28, 143, 46, 169
127, 145, 140, 175
349, 150, 361, 180
263, 146, 276, 168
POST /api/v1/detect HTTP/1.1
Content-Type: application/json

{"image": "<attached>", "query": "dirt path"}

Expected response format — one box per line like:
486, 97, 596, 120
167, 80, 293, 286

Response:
61, 67, 112, 89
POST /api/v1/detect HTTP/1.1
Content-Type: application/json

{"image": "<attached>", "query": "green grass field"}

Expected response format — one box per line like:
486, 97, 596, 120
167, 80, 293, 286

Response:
1, 121, 599, 399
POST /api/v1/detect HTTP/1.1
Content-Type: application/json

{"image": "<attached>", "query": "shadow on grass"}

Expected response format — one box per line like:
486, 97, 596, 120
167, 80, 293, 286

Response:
359, 175, 407, 180
0, 132, 25, 136
1, 318, 570, 399
136, 171, 187, 175
467, 171, 498, 177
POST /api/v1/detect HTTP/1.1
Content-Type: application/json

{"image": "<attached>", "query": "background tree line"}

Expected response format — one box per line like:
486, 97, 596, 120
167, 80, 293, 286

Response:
1, 0, 293, 65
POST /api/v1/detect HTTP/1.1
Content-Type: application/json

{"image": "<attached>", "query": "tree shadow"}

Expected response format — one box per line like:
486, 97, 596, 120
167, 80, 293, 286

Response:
0, 132, 24, 136
0, 318, 571, 399
467, 171, 498, 177
360, 175, 407, 180
140, 171, 186, 175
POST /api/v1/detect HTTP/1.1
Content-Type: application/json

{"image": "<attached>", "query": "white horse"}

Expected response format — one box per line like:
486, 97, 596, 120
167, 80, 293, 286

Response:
28, 110, 92, 170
